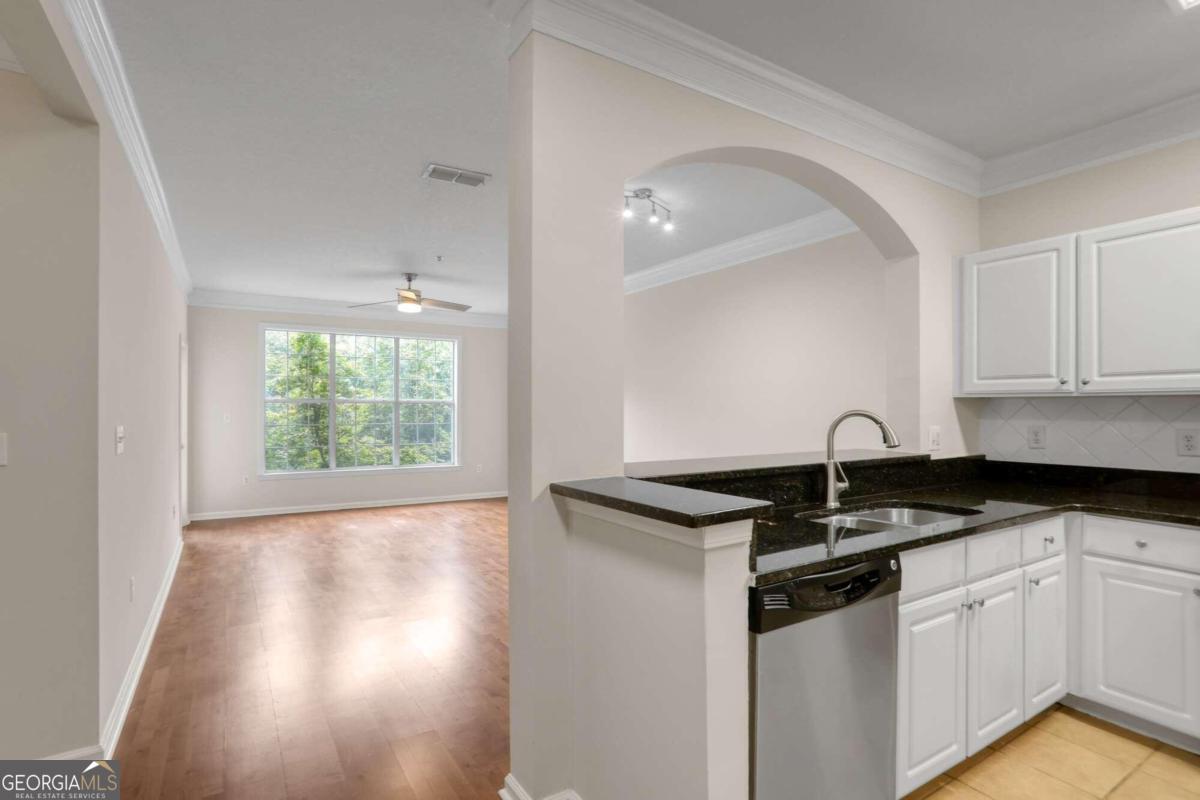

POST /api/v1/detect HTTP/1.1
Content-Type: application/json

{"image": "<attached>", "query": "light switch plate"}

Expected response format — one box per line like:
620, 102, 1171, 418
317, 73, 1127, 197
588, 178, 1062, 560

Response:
115, 424, 126, 455
928, 426, 942, 451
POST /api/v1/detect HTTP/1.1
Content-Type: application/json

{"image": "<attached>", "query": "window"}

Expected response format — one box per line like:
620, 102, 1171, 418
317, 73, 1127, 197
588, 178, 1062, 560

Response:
263, 327, 457, 474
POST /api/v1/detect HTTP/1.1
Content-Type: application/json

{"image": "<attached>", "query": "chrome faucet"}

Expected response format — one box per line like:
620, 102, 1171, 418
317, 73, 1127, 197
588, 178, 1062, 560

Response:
825, 410, 901, 508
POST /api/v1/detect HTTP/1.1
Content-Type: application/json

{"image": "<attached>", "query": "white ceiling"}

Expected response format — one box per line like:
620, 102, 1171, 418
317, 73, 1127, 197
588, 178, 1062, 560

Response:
99, 0, 1200, 317
103, 0, 509, 314
635, 0, 1200, 159
623, 163, 832, 274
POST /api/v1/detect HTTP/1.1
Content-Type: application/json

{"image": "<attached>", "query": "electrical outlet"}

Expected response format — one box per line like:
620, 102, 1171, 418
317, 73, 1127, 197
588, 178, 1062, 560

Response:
129, 577, 135, 603
242, 475, 249, 485
928, 426, 941, 451
115, 424, 126, 455
475, 463, 483, 473
223, 412, 231, 424
1028, 424, 1047, 449
1177, 429, 1200, 456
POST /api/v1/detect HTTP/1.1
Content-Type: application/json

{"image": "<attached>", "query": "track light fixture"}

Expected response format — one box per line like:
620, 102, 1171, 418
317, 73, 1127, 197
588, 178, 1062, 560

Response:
622, 187, 675, 233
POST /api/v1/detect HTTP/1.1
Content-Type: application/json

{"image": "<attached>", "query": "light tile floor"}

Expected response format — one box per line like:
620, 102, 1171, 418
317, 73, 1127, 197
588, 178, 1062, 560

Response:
903, 706, 1200, 800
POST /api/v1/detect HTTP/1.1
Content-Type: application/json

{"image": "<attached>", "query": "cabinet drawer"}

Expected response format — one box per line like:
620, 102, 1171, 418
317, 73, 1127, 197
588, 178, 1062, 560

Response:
1022, 517, 1066, 563
1083, 516, 1200, 573
900, 540, 966, 602
966, 528, 1022, 581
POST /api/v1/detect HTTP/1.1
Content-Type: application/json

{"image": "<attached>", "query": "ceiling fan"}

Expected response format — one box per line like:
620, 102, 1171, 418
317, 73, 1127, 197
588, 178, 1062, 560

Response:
348, 273, 471, 315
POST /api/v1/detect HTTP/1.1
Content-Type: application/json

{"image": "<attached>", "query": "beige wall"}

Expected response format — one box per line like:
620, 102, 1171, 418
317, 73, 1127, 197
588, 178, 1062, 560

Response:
624, 232, 892, 462
508, 32, 979, 799
0, 70, 100, 759
188, 307, 507, 518
981, 139, 1200, 249
95, 121, 188, 742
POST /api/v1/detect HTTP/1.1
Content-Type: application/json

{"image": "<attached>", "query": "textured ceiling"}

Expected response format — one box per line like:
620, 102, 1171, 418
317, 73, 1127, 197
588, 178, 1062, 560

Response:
637, 0, 1200, 158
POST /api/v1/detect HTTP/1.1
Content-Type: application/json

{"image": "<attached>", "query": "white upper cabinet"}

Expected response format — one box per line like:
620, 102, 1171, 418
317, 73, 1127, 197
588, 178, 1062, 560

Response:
1078, 208, 1200, 393
959, 236, 1075, 395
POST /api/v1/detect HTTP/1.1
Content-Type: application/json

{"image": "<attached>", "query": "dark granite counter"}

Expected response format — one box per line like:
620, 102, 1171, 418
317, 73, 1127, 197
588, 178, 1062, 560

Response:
550, 476, 773, 528
754, 477, 1200, 586
624, 449, 927, 481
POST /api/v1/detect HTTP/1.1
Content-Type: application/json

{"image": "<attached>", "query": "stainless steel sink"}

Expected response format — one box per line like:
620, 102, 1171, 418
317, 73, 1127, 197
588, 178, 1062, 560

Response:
812, 505, 974, 531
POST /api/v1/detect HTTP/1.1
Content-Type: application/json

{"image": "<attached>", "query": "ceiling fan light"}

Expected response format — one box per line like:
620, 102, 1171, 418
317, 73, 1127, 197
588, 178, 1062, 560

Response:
663, 220, 675, 232
397, 298, 422, 313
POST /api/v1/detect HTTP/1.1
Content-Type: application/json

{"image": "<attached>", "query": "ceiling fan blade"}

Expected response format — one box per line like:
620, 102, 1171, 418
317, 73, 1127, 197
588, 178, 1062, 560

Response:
422, 298, 472, 312
398, 288, 421, 301
347, 299, 396, 309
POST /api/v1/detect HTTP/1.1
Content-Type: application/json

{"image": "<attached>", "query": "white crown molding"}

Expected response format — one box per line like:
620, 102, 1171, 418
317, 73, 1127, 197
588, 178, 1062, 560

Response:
507, 0, 983, 196
624, 208, 857, 294
503, 0, 1200, 200
59, 0, 192, 294
188, 288, 509, 329
982, 90, 1200, 195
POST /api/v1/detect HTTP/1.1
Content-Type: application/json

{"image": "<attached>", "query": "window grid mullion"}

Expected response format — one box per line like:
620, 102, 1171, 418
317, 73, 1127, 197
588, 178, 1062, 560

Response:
329, 333, 337, 470
393, 336, 400, 467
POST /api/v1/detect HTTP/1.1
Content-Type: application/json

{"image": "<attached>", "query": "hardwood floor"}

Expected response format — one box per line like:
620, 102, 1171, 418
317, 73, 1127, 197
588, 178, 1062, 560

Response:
115, 499, 510, 800
903, 705, 1200, 800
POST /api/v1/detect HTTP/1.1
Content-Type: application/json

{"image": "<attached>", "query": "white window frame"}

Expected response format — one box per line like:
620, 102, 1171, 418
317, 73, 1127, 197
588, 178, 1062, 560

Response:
258, 323, 462, 479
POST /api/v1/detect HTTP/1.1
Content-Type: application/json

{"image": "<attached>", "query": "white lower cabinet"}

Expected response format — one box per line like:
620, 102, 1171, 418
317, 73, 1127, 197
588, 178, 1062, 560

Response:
896, 587, 967, 798
966, 569, 1025, 755
1023, 555, 1068, 719
1080, 554, 1200, 736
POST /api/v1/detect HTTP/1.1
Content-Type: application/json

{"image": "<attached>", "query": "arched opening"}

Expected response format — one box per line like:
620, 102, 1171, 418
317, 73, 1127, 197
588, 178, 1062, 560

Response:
622, 146, 920, 465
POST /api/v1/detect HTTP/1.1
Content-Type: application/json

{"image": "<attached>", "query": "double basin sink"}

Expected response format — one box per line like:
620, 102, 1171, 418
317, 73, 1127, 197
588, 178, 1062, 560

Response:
811, 504, 979, 534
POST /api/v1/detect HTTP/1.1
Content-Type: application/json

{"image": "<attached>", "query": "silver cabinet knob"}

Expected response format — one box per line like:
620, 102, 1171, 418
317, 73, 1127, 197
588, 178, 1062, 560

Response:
1081, 378, 1091, 385
1059, 378, 1068, 385
1194, 588, 1200, 597
1030, 577, 1042, 587
1044, 536, 1056, 545
976, 598, 986, 608
1136, 539, 1148, 548
962, 601, 973, 611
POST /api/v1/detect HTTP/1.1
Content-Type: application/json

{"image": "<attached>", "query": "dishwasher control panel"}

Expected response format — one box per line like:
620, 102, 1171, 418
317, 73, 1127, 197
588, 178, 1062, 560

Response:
749, 555, 901, 633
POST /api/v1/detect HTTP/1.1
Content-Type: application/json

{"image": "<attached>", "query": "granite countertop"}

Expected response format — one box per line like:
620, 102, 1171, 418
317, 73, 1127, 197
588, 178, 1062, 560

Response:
550, 476, 773, 528
624, 449, 926, 481
753, 478, 1200, 586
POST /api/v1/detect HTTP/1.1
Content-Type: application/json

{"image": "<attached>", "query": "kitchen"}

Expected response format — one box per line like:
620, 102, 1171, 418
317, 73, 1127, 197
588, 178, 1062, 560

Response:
510, 22, 1200, 799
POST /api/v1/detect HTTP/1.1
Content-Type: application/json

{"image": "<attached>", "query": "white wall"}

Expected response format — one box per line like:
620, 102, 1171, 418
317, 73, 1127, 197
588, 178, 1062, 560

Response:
187, 306, 507, 518
0, 69, 100, 759
508, 32, 979, 800
95, 119, 188, 747
624, 232, 891, 462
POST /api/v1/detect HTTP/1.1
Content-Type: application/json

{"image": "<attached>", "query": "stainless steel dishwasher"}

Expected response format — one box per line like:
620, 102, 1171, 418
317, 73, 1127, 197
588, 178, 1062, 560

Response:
750, 555, 902, 800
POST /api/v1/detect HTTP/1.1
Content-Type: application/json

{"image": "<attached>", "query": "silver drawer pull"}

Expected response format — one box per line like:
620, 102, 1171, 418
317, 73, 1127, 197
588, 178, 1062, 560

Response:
1044, 536, 1056, 545
1135, 539, 1148, 549
1030, 577, 1042, 587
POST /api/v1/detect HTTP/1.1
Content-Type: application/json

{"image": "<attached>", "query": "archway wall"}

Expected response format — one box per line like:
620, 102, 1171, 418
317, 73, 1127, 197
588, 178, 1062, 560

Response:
508, 32, 980, 799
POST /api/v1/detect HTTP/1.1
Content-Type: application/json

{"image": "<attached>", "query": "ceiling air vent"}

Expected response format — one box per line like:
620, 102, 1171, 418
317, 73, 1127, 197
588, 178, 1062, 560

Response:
423, 163, 491, 187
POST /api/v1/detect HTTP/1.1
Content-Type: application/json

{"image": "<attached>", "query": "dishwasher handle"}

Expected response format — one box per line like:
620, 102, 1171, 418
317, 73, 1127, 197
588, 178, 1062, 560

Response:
750, 555, 902, 634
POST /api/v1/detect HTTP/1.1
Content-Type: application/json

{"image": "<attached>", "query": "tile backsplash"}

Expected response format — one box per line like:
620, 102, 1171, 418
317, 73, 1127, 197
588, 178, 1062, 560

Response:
979, 396, 1200, 473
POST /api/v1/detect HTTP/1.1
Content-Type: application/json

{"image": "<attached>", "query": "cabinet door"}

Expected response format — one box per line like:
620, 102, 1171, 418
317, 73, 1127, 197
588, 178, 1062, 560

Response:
1080, 555, 1200, 736
1078, 208, 1200, 393
1024, 555, 1068, 719
959, 235, 1075, 395
897, 587, 968, 798
966, 569, 1024, 754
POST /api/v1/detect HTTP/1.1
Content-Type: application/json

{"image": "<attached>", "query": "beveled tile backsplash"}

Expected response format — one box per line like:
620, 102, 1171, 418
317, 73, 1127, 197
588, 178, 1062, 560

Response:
978, 396, 1200, 473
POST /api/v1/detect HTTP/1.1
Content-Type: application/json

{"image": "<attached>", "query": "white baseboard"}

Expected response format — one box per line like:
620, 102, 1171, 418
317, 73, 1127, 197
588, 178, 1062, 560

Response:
100, 534, 184, 758
42, 744, 104, 760
189, 491, 507, 521
499, 774, 581, 800
1062, 695, 1200, 755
